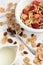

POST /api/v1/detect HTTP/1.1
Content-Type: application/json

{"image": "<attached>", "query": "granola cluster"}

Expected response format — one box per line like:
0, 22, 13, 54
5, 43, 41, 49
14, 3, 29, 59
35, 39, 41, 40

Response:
26, 34, 37, 47
23, 57, 31, 65
34, 43, 43, 65
20, 0, 43, 29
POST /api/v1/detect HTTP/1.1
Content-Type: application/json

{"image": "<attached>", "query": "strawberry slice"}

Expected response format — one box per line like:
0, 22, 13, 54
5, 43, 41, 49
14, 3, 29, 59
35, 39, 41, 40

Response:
41, 10, 43, 15
30, 6, 35, 11
23, 9, 28, 14
34, 14, 40, 19
32, 23, 39, 29
24, 17, 29, 21
33, 0, 40, 6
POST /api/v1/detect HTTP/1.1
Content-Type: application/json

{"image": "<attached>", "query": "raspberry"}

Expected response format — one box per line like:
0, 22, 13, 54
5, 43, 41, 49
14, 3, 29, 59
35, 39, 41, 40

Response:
30, 6, 35, 11
32, 23, 39, 29
41, 10, 43, 15
34, 14, 40, 19
33, 0, 40, 6
23, 9, 28, 14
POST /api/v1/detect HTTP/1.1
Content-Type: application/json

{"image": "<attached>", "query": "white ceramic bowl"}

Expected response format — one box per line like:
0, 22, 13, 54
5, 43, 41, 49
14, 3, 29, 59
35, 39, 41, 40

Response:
15, 0, 43, 33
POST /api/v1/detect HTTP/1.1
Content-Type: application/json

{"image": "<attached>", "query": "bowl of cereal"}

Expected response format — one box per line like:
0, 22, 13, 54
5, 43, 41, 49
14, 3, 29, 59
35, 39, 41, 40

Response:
15, 0, 43, 32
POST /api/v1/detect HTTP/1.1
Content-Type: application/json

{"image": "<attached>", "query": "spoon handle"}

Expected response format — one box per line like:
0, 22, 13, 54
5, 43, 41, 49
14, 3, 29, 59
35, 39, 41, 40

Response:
16, 34, 36, 55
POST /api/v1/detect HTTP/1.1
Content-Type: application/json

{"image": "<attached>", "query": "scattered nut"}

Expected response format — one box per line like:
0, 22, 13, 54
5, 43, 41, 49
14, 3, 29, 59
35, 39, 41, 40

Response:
0, 22, 3, 26
0, 7, 5, 12
23, 57, 30, 63
23, 63, 31, 65
19, 44, 24, 51
31, 40, 36, 47
22, 34, 27, 38
31, 34, 37, 41
1, 36, 8, 44
26, 38, 31, 44
7, 2, 13, 11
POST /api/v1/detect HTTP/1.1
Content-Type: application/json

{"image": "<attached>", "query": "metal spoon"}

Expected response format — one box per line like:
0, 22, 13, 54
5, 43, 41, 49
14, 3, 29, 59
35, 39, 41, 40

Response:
15, 34, 37, 55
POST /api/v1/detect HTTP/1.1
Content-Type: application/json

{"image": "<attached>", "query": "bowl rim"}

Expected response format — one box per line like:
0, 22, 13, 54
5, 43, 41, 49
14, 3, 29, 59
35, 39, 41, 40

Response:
15, 0, 43, 32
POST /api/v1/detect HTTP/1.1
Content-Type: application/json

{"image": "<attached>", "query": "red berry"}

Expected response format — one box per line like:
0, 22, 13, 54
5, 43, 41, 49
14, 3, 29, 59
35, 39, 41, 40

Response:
32, 23, 39, 29
33, 0, 40, 6
39, 20, 43, 24
24, 17, 29, 21
30, 6, 35, 11
23, 9, 28, 14
25, 17, 29, 20
34, 14, 40, 19
41, 10, 43, 15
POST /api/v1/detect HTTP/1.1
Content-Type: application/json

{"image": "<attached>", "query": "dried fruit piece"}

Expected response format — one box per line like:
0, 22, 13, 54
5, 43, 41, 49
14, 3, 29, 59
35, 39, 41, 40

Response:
10, 30, 16, 35
4, 32, 7, 36
34, 14, 40, 19
7, 38, 13, 43
31, 34, 34, 37
7, 27, 16, 35
12, 30, 16, 34
23, 51, 28, 54
33, 0, 40, 6
7, 27, 11, 32
21, 51, 28, 56
36, 43, 41, 47
21, 28, 24, 31
19, 44, 24, 51
14, 41, 17, 44
32, 23, 39, 29
23, 9, 28, 14
31, 34, 37, 41
30, 6, 35, 11
24, 17, 29, 21
19, 32, 23, 36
